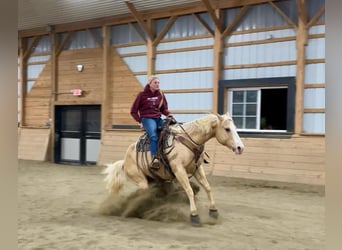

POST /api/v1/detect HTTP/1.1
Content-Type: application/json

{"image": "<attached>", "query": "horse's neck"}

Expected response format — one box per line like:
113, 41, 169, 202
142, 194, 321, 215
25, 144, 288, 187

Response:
180, 116, 215, 145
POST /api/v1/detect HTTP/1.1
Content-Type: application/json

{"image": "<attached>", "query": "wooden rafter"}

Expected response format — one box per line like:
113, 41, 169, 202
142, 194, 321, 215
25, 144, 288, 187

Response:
193, 13, 214, 37
125, 1, 153, 40
56, 31, 75, 56
152, 16, 177, 46
128, 22, 146, 42
201, 0, 222, 33
23, 36, 41, 59
307, 6, 325, 28
222, 5, 250, 38
269, 1, 297, 29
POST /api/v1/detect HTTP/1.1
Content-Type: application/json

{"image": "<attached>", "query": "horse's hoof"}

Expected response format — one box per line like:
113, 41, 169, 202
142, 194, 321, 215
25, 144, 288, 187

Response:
209, 209, 219, 219
190, 214, 202, 227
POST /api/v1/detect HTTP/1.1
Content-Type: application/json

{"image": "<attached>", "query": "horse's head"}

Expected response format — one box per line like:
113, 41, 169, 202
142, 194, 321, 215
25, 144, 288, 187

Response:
213, 112, 244, 154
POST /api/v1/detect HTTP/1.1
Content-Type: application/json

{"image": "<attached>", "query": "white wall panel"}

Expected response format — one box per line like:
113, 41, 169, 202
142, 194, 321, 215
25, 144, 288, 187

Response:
27, 64, 45, 79
165, 92, 212, 110
305, 63, 325, 83
162, 14, 209, 39
230, 3, 289, 31
306, 38, 325, 59
309, 25, 325, 35
158, 71, 213, 89
68, 30, 99, 49
224, 41, 296, 65
157, 38, 213, 50
223, 65, 296, 80
303, 113, 325, 133
28, 55, 50, 63
32, 35, 51, 53
173, 113, 211, 123
27, 81, 35, 93
226, 29, 295, 43
156, 49, 213, 70
122, 56, 147, 72
136, 75, 148, 87
304, 88, 325, 109
116, 45, 147, 54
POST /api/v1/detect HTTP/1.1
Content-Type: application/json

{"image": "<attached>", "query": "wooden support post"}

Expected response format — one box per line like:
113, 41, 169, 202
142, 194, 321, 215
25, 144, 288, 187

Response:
101, 25, 110, 131
295, 0, 307, 134
49, 31, 57, 162
212, 9, 223, 114
147, 19, 155, 76
19, 37, 27, 127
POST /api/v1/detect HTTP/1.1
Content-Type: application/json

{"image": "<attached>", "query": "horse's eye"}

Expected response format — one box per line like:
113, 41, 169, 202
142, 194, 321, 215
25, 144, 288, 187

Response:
225, 128, 231, 132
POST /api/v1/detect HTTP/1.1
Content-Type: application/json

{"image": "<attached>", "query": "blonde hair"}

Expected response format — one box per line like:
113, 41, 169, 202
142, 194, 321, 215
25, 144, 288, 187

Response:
147, 75, 159, 85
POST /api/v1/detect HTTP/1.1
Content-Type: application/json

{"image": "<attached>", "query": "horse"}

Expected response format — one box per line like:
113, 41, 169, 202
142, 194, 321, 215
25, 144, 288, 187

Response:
102, 112, 244, 226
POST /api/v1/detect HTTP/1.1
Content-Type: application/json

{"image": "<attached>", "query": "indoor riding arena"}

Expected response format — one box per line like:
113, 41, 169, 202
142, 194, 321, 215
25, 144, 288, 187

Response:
18, 0, 325, 249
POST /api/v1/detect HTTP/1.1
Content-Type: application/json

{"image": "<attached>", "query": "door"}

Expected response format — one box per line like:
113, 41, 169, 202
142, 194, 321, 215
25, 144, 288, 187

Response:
54, 105, 101, 165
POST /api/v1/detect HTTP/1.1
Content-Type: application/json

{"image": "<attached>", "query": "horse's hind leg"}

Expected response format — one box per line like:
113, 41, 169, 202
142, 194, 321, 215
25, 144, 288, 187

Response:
193, 165, 219, 219
124, 150, 149, 190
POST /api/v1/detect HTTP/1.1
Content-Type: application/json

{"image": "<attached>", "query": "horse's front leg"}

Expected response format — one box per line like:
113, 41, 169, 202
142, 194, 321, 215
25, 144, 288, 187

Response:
193, 165, 219, 219
173, 167, 201, 226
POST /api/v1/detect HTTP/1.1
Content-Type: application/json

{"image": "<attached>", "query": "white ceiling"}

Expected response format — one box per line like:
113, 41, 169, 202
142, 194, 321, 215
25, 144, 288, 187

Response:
18, 0, 201, 31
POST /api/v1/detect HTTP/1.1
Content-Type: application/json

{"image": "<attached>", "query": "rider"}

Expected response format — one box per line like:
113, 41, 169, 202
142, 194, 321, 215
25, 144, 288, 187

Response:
130, 75, 174, 169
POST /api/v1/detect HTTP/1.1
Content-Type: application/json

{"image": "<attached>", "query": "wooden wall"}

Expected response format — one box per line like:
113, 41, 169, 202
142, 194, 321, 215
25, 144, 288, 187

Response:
18, 127, 51, 161
24, 61, 52, 127
56, 48, 103, 103
109, 49, 144, 125
98, 130, 325, 185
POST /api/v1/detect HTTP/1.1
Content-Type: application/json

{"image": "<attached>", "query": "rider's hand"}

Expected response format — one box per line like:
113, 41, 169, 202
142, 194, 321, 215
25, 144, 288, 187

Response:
167, 114, 177, 124
139, 123, 144, 130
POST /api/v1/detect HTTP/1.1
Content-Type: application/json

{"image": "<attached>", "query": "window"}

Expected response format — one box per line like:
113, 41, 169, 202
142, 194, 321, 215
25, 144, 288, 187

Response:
218, 77, 295, 134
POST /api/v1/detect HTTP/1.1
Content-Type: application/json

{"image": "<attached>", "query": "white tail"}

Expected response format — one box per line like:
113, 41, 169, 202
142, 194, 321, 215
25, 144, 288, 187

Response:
102, 160, 126, 193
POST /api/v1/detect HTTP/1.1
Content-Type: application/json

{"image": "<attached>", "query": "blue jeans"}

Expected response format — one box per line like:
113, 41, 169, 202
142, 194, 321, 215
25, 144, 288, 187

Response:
141, 117, 164, 158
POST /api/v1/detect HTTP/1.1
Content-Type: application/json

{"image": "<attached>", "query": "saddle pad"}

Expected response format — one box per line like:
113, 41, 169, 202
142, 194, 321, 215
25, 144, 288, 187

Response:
136, 133, 174, 152
136, 133, 150, 152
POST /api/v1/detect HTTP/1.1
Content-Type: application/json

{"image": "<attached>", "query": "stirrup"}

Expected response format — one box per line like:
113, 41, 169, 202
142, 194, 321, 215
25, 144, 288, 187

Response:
150, 157, 160, 170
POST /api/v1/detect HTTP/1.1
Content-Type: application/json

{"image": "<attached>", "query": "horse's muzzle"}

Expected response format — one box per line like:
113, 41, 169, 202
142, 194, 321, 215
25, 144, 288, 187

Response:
233, 146, 243, 155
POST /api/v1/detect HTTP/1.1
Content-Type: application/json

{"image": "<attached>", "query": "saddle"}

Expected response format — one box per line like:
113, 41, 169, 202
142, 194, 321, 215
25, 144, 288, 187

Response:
136, 115, 176, 154
135, 131, 174, 153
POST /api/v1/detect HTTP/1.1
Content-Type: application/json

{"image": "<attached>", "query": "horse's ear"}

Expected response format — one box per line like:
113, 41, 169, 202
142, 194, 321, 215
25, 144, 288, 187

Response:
215, 113, 224, 121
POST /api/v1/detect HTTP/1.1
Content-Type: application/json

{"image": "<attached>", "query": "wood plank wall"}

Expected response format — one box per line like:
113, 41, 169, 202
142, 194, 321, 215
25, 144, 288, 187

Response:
109, 49, 144, 125
18, 127, 51, 161
98, 130, 325, 185
56, 49, 103, 104
24, 61, 52, 126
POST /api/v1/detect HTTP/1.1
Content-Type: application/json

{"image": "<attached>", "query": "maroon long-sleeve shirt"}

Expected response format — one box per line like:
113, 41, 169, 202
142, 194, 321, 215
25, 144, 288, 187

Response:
130, 84, 170, 123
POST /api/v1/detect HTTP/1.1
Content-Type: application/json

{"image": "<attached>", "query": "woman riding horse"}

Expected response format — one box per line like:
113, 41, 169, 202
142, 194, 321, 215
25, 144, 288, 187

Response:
103, 112, 244, 226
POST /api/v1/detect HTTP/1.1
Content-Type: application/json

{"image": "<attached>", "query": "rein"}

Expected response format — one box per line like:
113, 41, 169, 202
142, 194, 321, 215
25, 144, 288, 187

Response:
175, 123, 205, 174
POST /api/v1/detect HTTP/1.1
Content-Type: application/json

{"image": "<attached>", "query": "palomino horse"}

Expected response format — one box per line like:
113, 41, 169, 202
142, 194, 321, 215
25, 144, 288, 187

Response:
103, 112, 244, 226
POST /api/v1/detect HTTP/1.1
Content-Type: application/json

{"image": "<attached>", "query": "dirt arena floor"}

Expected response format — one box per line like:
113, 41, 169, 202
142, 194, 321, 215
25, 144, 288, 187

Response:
18, 159, 324, 250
